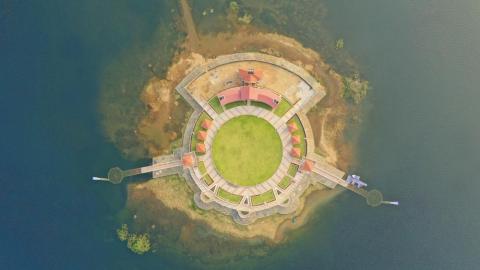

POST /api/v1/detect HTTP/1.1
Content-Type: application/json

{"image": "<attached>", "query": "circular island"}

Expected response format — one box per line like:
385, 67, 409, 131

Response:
211, 115, 282, 186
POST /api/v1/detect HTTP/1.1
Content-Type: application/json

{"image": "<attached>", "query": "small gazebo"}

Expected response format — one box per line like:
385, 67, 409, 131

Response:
196, 143, 206, 154
197, 131, 207, 141
291, 135, 301, 145
288, 122, 298, 133
202, 119, 212, 129
182, 153, 195, 168
301, 159, 315, 172
290, 147, 301, 158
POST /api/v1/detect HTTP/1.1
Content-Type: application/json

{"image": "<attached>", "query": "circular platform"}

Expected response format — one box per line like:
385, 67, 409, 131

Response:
211, 115, 282, 186
366, 189, 383, 207
108, 167, 124, 184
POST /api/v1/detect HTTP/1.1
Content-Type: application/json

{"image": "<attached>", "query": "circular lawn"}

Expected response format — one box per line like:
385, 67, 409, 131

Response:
211, 115, 283, 186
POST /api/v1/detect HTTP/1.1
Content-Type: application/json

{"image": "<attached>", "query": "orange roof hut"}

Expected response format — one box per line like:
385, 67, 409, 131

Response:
301, 159, 315, 172
196, 143, 206, 154
197, 131, 207, 141
182, 153, 195, 168
239, 68, 262, 85
288, 122, 298, 132
201, 119, 212, 129
291, 135, 301, 145
290, 147, 301, 158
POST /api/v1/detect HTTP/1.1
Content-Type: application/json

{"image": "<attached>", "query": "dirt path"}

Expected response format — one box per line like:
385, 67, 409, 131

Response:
179, 0, 200, 50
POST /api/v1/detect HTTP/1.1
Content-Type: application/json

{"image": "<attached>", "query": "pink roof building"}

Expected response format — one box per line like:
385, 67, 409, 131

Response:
217, 86, 280, 108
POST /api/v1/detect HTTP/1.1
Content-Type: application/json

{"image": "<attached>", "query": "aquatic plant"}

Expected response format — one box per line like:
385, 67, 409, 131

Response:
336, 38, 344, 50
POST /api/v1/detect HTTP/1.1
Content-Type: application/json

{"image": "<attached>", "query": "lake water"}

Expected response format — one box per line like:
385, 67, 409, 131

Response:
1, 0, 479, 269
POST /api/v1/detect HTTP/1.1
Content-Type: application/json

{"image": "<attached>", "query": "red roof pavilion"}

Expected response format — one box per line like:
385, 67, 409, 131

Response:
196, 143, 206, 153
197, 131, 207, 141
301, 159, 315, 172
288, 122, 298, 132
201, 119, 212, 129
182, 153, 195, 167
290, 147, 301, 158
239, 68, 262, 84
291, 135, 301, 145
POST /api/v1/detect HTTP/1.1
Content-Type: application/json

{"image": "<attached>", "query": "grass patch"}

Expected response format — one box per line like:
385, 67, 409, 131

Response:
212, 116, 283, 186
287, 163, 299, 177
217, 188, 243, 204
203, 174, 214, 186
278, 176, 292, 189
251, 190, 276, 206
208, 97, 224, 113
198, 161, 207, 175
224, 100, 247, 110
190, 112, 212, 154
250, 101, 272, 111
273, 98, 292, 117
288, 115, 307, 156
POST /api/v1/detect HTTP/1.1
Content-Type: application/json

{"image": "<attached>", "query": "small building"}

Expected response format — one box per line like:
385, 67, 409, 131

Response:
202, 119, 212, 129
196, 143, 206, 154
197, 131, 207, 141
301, 159, 315, 172
291, 135, 301, 145
288, 122, 298, 133
239, 68, 262, 85
182, 153, 195, 168
290, 147, 301, 158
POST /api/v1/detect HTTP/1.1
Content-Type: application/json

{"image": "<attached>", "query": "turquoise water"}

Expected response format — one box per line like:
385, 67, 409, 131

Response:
1, 0, 479, 269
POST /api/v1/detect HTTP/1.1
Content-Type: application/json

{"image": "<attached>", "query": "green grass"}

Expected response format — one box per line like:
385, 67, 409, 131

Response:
191, 112, 212, 154
217, 188, 243, 204
287, 164, 299, 177
251, 190, 276, 205
278, 176, 293, 189
273, 98, 292, 117
288, 116, 307, 156
224, 100, 247, 110
212, 116, 283, 186
208, 97, 224, 113
250, 101, 272, 111
198, 161, 207, 175
203, 174, 214, 186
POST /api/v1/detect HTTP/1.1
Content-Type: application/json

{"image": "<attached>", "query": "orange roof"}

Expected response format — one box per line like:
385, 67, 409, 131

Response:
290, 147, 301, 158
201, 119, 212, 129
197, 131, 207, 141
182, 153, 195, 167
196, 143, 206, 153
291, 135, 301, 145
239, 68, 262, 83
288, 122, 298, 132
301, 159, 315, 172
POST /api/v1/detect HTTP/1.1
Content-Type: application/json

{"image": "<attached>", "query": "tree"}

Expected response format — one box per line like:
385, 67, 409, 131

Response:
116, 224, 129, 241
127, 233, 151, 255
